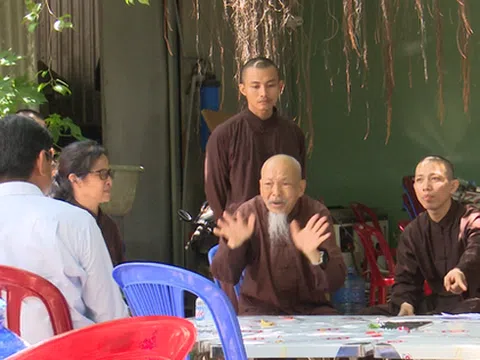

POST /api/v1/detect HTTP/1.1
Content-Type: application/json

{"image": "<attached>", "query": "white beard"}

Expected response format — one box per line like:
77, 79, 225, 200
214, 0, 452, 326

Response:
268, 212, 290, 244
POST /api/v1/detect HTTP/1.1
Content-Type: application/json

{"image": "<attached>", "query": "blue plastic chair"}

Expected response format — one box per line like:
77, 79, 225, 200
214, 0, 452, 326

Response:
207, 245, 244, 298
112, 262, 247, 360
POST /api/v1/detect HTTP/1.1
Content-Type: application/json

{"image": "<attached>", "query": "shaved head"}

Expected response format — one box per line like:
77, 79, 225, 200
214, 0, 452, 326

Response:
239, 57, 280, 84
261, 154, 302, 182
416, 155, 454, 180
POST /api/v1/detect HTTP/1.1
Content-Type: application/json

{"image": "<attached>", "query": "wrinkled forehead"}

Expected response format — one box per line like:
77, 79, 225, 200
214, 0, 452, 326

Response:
262, 163, 300, 182
415, 160, 448, 178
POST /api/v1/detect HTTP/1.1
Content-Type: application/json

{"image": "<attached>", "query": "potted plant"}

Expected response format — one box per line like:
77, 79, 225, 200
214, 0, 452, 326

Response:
1, 0, 150, 216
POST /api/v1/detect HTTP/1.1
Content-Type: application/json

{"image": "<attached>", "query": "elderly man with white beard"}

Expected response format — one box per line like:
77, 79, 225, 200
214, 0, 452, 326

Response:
210, 154, 346, 315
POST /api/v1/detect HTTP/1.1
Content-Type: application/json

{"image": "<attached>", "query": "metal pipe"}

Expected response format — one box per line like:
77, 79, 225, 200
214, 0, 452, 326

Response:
166, 0, 182, 266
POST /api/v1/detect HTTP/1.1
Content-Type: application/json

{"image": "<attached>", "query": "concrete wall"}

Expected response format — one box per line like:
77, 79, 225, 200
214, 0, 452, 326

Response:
100, 0, 173, 262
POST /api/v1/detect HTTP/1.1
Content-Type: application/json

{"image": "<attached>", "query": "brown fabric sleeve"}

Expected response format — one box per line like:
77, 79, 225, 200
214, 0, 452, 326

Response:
456, 210, 480, 291
204, 128, 230, 220
296, 126, 307, 179
210, 238, 250, 285
391, 229, 424, 309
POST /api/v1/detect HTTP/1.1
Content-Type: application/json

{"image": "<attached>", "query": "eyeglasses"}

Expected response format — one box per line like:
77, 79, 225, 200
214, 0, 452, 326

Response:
89, 168, 114, 180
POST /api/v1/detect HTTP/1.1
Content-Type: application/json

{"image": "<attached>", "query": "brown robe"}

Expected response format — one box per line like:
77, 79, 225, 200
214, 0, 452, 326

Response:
392, 200, 480, 313
204, 108, 306, 220
96, 208, 126, 267
363, 200, 480, 315
210, 195, 346, 315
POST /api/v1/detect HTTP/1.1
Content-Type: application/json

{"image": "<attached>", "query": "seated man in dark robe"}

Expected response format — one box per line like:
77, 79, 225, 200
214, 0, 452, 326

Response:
363, 155, 480, 316
210, 154, 346, 315
205, 57, 306, 311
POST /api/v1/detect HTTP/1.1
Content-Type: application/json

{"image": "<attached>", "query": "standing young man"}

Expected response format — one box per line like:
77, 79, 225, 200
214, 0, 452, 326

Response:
205, 57, 306, 221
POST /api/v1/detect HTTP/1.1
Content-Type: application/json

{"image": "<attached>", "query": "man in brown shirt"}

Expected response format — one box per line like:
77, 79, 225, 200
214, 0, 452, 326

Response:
210, 155, 346, 315
364, 156, 480, 315
204, 57, 306, 221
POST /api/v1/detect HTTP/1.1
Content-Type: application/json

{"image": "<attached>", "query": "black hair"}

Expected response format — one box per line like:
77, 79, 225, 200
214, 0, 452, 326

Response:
239, 57, 280, 83
0, 115, 53, 181
51, 140, 107, 202
417, 155, 455, 180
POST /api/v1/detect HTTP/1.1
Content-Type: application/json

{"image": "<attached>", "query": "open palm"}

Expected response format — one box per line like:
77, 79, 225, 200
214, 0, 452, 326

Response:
290, 214, 331, 258
213, 211, 256, 249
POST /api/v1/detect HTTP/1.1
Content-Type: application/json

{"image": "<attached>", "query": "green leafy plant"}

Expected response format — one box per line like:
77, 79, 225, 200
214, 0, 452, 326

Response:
0, 48, 83, 146
125, 0, 150, 5
1, 0, 150, 146
0, 50, 45, 116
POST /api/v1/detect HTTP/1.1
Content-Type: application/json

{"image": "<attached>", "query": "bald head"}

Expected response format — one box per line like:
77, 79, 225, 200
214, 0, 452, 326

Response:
261, 154, 302, 182
260, 154, 305, 214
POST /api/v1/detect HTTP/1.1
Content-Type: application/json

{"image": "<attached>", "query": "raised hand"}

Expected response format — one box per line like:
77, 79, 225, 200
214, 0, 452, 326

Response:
444, 268, 467, 294
290, 214, 331, 263
213, 211, 256, 249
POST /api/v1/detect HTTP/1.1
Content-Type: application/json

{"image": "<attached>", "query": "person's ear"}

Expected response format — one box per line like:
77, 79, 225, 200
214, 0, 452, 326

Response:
450, 179, 460, 194
68, 173, 79, 184
299, 179, 306, 196
37, 150, 51, 177
239, 83, 246, 97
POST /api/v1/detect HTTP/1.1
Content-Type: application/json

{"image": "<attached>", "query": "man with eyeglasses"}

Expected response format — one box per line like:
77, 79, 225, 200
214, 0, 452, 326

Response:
0, 115, 128, 344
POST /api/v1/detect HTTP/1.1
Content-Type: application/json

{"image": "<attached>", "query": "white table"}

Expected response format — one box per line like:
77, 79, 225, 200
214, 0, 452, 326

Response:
194, 315, 480, 359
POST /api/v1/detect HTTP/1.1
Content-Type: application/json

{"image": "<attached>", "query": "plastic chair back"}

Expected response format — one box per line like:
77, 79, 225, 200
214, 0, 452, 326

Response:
397, 220, 411, 232
113, 262, 247, 360
402, 176, 425, 218
354, 224, 395, 278
353, 224, 395, 305
0, 265, 73, 336
208, 245, 243, 298
8, 316, 195, 360
402, 194, 414, 219
350, 202, 383, 233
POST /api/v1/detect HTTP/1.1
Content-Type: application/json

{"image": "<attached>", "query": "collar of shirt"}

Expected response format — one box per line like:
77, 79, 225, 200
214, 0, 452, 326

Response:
244, 107, 280, 132
429, 200, 461, 230
0, 181, 43, 197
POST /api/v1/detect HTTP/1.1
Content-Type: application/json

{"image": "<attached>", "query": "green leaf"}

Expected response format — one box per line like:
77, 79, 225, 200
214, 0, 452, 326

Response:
0, 50, 24, 67
45, 114, 86, 143
55, 79, 69, 87
27, 22, 38, 33
37, 82, 48, 92
52, 84, 71, 96
125, 0, 150, 4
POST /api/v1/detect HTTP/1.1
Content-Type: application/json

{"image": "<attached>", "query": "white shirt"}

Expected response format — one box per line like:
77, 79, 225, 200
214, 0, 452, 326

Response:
0, 182, 129, 344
